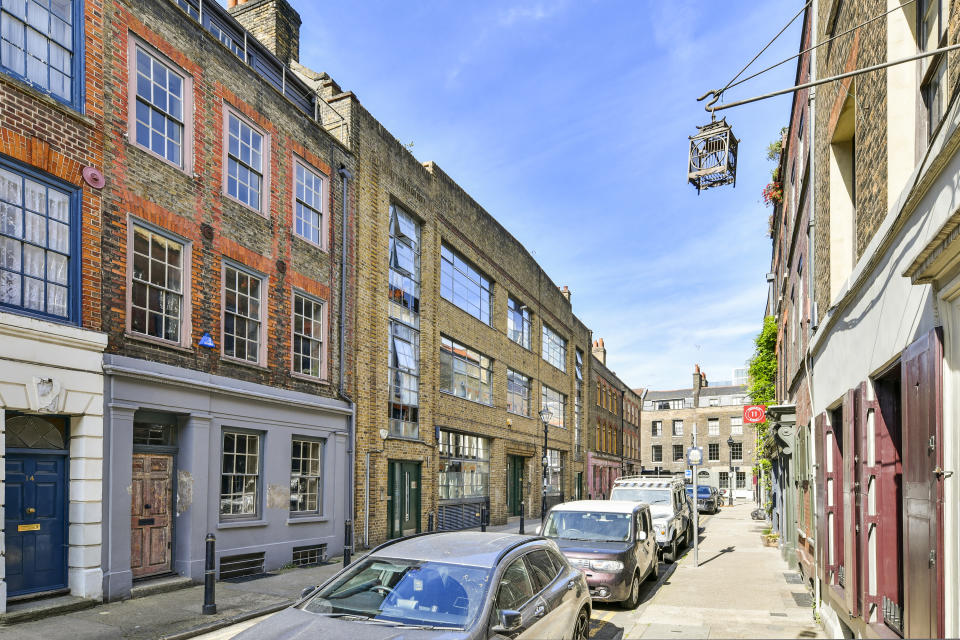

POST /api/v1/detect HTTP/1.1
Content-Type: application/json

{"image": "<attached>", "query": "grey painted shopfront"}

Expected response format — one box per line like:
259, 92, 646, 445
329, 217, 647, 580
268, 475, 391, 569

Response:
100, 355, 351, 601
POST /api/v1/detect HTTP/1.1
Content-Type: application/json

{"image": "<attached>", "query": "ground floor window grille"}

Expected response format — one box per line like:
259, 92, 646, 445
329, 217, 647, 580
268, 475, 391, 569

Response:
292, 544, 327, 567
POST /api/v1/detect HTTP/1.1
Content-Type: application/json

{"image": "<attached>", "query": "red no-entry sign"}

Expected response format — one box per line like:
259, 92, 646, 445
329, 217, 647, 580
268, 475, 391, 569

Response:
744, 405, 766, 423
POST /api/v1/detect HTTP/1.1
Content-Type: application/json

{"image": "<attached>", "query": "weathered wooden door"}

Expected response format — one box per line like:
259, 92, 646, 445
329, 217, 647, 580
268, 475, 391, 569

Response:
131, 454, 173, 578
901, 329, 943, 639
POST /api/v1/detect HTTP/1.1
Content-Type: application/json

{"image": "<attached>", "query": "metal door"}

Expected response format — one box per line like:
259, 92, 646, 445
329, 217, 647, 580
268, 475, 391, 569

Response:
507, 455, 524, 516
5, 454, 68, 596
388, 461, 421, 538
130, 454, 173, 578
901, 329, 943, 638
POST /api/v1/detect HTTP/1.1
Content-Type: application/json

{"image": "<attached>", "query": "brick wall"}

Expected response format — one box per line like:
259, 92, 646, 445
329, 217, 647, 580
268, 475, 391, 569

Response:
0, 0, 106, 330
229, 0, 301, 64
330, 89, 590, 546
98, 0, 353, 398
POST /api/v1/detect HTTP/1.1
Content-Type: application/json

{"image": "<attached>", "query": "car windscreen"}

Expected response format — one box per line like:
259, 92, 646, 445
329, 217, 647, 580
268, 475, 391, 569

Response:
302, 556, 492, 630
543, 510, 632, 542
686, 486, 712, 498
609, 487, 671, 505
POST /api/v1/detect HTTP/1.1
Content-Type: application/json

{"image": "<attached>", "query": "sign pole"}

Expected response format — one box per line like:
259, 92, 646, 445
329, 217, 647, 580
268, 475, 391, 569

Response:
686, 445, 703, 569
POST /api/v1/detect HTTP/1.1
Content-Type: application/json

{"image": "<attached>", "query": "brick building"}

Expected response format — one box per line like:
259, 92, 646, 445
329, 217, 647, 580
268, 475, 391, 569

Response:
0, 0, 108, 610
586, 339, 642, 498
640, 366, 754, 499
95, 0, 355, 601
764, 1, 960, 637
293, 66, 591, 548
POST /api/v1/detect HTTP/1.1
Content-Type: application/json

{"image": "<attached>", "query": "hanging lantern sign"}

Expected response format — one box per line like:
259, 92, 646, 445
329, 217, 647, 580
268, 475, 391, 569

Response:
688, 117, 739, 193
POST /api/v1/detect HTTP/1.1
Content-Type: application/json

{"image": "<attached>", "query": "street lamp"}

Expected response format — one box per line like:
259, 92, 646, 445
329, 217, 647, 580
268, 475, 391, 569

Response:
726, 436, 735, 506
538, 407, 553, 525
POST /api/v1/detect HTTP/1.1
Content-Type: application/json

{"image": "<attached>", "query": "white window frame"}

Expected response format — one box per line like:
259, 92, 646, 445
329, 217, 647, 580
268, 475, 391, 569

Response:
126, 219, 191, 347
221, 261, 266, 366
292, 157, 327, 249
222, 105, 270, 214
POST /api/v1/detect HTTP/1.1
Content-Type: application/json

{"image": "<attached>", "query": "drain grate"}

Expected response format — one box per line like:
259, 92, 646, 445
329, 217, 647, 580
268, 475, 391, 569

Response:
792, 591, 813, 607
784, 572, 803, 584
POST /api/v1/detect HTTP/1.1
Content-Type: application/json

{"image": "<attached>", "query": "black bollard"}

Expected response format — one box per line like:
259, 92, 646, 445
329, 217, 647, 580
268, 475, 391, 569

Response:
519, 502, 525, 534
202, 533, 216, 615
428, 512, 434, 532
343, 520, 353, 567
480, 504, 487, 532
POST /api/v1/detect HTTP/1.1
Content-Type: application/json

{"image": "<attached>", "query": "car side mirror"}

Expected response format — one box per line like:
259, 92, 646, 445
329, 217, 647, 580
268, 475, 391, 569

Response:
637, 530, 647, 541
299, 585, 317, 600
492, 610, 523, 633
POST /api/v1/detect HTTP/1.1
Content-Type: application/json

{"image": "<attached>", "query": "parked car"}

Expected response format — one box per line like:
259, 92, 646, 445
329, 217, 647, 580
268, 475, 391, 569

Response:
234, 531, 591, 640
541, 500, 658, 609
685, 485, 719, 514
609, 477, 693, 563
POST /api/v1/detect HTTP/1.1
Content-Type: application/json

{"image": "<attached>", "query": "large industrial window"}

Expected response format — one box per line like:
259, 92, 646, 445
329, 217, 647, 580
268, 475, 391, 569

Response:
506, 369, 530, 416
130, 225, 183, 340
220, 430, 261, 518
541, 323, 567, 372
389, 319, 419, 438
507, 296, 531, 348
290, 438, 324, 514
541, 385, 566, 428
0, 160, 75, 320
437, 430, 489, 500
0, 0, 81, 106
440, 243, 490, 324
388, 204, 420, 321
439, 335, 493, 405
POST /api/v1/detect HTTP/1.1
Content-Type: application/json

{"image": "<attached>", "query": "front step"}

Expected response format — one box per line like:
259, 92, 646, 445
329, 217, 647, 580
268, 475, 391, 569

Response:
131, 575, 194, 599
0, 594, 98, 625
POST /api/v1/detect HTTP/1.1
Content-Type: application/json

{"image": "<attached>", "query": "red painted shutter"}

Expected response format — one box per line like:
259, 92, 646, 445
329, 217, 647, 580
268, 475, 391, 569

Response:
814, 411, 830, 579
842, 389, 856, 609
858, 381, 880, 622
901, 328, 943, 638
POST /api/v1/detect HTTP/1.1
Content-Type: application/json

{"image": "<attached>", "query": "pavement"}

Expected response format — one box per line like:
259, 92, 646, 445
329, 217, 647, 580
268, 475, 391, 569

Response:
593, 502, 825, 639
0, 560, 344, 640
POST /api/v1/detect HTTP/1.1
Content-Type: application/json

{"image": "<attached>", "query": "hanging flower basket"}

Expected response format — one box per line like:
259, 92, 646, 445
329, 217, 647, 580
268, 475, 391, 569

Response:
762, 181, 783, 206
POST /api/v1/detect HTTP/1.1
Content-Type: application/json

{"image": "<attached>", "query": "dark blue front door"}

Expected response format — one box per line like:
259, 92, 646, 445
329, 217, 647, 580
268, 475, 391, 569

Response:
5, 454, 68, 596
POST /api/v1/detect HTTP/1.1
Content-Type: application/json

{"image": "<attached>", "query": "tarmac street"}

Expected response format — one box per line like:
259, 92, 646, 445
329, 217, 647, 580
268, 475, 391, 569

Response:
0, 503, 824, 640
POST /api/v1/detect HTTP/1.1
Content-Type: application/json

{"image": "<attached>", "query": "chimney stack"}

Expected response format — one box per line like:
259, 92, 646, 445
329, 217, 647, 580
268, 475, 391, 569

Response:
693, 364, 707, 407
559, 285, 571, 302
592, 338, 606, 366
229, 0, 302, 64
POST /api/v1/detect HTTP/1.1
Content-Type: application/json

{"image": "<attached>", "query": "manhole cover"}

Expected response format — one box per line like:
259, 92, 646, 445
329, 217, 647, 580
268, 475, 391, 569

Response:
792, 592, 813, 607
784, 572, 803, 584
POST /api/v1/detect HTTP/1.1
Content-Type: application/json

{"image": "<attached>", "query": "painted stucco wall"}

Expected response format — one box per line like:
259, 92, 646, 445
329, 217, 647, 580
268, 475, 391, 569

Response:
101, 354, 350, 601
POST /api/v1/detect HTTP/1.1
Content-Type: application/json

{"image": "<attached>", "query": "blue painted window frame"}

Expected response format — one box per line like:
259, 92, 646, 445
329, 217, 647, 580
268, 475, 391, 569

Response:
0, 0, 85, 112
0, 153, 81, 325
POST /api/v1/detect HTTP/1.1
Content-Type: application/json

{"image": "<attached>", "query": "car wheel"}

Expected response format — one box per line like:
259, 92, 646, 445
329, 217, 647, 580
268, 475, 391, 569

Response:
664, 537, 677, 563
621, 572, 640, 609
648, 554, 660, 581
573, 606, 590, 640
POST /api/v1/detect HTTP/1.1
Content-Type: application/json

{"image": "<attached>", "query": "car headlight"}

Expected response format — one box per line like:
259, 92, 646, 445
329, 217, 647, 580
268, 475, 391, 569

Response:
590, 560, 624, 572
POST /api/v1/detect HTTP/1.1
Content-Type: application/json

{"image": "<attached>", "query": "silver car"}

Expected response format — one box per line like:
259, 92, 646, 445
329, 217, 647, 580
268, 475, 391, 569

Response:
235, 532, 591, 640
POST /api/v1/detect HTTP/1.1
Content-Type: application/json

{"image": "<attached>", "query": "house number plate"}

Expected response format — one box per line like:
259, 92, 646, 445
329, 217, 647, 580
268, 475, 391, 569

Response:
18, 524, 40, 532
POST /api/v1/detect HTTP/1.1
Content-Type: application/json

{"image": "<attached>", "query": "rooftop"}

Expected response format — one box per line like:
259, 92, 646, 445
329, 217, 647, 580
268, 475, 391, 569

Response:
371, 532, 539, 568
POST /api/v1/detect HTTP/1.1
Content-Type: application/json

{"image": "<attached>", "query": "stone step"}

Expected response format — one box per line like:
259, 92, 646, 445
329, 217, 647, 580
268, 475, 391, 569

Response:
0, 594, 98, 625
131, 575, 195, 599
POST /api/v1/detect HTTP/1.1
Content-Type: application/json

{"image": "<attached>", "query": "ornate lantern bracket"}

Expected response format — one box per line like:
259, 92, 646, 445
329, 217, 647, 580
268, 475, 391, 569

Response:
688, 117, 739, 194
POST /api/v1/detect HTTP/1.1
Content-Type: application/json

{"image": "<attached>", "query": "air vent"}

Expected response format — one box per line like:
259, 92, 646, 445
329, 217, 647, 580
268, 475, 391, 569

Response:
292, 544, 328, 567
220, 552, 265, 581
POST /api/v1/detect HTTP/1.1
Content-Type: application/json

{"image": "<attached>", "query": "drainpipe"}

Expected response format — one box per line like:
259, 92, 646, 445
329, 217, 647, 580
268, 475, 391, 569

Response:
337, 164, 355, 564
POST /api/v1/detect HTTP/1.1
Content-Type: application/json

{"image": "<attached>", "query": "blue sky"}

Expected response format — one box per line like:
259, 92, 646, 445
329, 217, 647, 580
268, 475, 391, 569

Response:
294, 1, 802, 389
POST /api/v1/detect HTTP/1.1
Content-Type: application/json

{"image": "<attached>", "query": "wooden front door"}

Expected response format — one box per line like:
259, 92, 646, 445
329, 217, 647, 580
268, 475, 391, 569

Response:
131, 454, 173, 578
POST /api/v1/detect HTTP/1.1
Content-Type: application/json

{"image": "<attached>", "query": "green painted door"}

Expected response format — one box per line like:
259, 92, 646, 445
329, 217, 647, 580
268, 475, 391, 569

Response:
507, 455, 524, 516
388, 461, 421, 539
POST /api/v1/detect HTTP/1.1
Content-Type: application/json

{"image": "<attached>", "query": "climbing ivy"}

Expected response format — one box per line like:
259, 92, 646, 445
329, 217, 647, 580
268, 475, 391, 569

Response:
748, 316, 777, 501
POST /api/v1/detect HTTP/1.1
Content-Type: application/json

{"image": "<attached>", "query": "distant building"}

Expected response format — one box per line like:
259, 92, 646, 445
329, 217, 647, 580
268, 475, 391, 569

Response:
639, 365, 754, 499
732, 365, 749, 386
